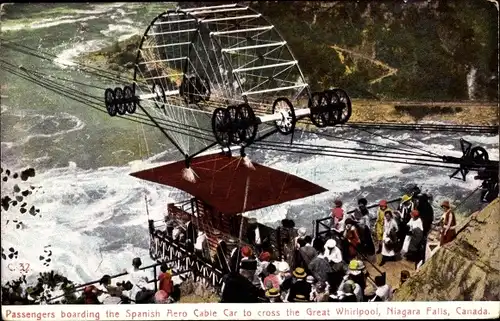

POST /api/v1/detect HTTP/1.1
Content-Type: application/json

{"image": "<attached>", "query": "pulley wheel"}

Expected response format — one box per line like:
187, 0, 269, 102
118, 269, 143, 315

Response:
308, 92, 330, 128
227, 105, 243, 145
211, 108, 231, 147
104, 88, 117, 117
114, 87, 126, 115
470, 146, 489, 162
238, 103, 258, 146
332, 88, 352, 124
272, 97, 296, 135
323, 89, 342, 126
123, 85, 136, 114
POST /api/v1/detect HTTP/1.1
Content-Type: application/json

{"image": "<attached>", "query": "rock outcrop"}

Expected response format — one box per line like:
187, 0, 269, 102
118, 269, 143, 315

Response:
76, 35, 141, 73
393, 198, 500, 301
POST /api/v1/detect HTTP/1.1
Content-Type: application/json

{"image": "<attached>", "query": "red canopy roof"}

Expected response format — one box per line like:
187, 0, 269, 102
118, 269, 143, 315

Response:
130, 154, 328, 216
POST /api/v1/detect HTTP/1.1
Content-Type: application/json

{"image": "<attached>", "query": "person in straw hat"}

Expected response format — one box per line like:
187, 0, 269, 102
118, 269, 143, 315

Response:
438, 200, 457, 246
265, 288, 283, 303
286, 267, 311, 302
336, 260, 364, 301
329, 280, 357, 302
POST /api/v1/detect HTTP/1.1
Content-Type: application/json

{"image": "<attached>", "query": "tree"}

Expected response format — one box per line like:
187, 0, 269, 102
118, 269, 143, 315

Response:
1, 271, 80, 305
1, 166, 80, 305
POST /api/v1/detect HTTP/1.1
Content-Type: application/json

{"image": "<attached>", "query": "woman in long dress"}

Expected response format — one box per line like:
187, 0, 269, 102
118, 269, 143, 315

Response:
401, 210, 424, 263
439, 200, 457, 246
379, 210, 399, 266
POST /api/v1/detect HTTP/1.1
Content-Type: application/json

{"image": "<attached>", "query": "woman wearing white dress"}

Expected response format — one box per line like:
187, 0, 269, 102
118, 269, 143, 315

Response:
379, 211, 399, 266
401, 210, 424, 263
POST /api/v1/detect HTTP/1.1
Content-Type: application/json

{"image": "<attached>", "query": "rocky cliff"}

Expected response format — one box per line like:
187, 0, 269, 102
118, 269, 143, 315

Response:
393, 197, 500, 301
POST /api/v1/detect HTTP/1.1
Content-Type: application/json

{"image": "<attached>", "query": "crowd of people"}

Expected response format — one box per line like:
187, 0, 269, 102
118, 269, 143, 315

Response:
77, 186, 458, 304
220, 187, 458, 303
77, 258, 178, 304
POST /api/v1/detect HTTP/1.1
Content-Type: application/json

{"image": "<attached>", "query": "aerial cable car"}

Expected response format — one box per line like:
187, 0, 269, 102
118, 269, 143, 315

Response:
103, 3, 352, 183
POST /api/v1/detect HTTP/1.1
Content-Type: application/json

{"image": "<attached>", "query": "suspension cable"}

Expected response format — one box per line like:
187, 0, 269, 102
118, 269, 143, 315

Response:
1, 61, 214, 137
3, 42, 496, 170
347, 125, 442, 157
1, 65, 213, 142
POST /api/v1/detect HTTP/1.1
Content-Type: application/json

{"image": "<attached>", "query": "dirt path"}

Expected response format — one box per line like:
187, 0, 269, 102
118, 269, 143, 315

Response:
330, 44, 399, 84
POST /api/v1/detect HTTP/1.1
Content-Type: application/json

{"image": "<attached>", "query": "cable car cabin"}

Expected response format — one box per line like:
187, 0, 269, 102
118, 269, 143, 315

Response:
131, 153, 328, 288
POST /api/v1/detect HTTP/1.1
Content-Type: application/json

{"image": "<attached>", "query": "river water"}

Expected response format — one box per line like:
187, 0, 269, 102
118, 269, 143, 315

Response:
1, 3, 498, 285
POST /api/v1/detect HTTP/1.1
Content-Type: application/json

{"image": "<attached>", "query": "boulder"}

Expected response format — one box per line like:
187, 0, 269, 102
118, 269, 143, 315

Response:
393, 198, 500, 301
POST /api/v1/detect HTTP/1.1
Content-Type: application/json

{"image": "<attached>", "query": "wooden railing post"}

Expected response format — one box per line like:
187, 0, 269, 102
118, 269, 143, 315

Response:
153, 266, 158, 292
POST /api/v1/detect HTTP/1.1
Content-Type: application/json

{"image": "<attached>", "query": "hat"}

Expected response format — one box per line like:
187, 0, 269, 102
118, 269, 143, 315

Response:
410, 210, 419, 217
358, 198, 368, 206
278, 261, 290, 273
132, 257, 142, 267
292, 267, 307, 279
379, 199, 388, 207
265, 288, 280, 298
325, 238, 336, 249
348, 260, 365, 275
401, 194, 412, 202
297, 227, 307, 237
99, 275, 111, 285
241, 246, 253, 257
306, 275, 315, 284
441, 200, 451, 209
342, 280, 354, 294
334, 199, 343, 207
294, 294, 309, 302
326, 247, 343, 264
259, 251, 271, 262
332, 207, 344, 220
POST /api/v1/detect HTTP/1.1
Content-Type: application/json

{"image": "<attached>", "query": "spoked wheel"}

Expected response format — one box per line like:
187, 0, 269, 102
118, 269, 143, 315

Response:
308, 92, 330, 128
470, 146, 489, 162
211, 108, 231, 147
332, 88, 352, 124
104, 88, 117, 117
238, 103, 258, 146
323, 90, 342, 126
123, 85, 136, 114
272, 97, 296, 135
227, 106, 243, 145
114, 87, 126, 115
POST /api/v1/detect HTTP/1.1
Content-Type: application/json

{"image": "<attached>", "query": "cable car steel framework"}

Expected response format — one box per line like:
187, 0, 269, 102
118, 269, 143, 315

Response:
1, 3, 498, 202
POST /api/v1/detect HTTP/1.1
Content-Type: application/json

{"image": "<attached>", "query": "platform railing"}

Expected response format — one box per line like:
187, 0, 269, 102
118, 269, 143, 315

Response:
46, 256, 190, 303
